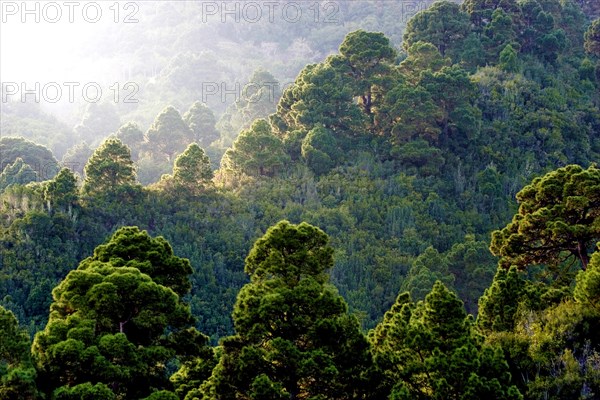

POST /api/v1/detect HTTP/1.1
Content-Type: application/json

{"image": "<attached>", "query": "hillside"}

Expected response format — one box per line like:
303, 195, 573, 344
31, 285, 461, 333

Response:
1, 0, 600, 398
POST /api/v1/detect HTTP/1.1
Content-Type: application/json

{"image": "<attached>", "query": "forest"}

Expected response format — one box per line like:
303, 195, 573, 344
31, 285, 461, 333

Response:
1, 0, 600, 398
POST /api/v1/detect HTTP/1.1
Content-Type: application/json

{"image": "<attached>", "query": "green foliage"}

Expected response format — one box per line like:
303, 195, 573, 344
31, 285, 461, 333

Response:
336, 30, 396, 122
202, 221, 371, 399
32, 227, 210, 399
461, 0, 520, 28
301, 127, 340, 175
484, 8, 518, 62
523, 300, 600, 399
1, 7, 600, 398
403, 1, 471, 62
171, 350, 217, 400
82, 138, 137, 197
575, 246, 600, 311
273, 61, 365, 137
0, 306, 38, 399
44, 168, 78, 215
446, 235, 498, 314
371, 282, 521, 400
2, 18, 598, 341
384, 86, 442, 145
146, 106, 195, 162
391, 140, 444, 175
79, 226, 193, 296
115, 122, 144, 161
420, 64, 480, 150
398, 41, 450, 83
579, 57, 597, 81
478, 169, 600, 398
490, 164, 600, 274
401, 246, 454, 301
221, 119, 288, 179
585, 19, 600, 57
53, 382, 115, 400
0, 137, 59, 183
0, 158, 38, 192
143, 390, 180, 400
183, 102, 220, 149
477, 266, 527, 334
527, 347, 600, 400
160, 143, 215, 195
499, 44, 520, 73
338, 30, 396, 79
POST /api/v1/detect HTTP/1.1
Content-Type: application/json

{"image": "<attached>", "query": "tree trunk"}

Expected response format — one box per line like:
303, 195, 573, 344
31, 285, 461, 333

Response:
578, 241, 590, 270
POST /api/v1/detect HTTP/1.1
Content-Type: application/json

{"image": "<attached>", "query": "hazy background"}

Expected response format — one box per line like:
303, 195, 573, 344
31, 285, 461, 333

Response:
1, 0, 440, 158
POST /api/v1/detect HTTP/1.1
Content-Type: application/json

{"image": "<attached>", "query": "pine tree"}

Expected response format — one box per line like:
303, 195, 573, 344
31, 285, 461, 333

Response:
301, 126, 340, 175
82, 138, 137, 196
335, 30, 396, 123
221, 119, 288, 178
403, 1, 471, 62
172, 143, 213, 191
44, 168, 78, 215
201, 221, 371, 399
371, 282, 522, 400
575, 246, 600, 311
0, 306, 38, 399
585, 19, 600, 57
32, 227, 210, 399
490, 164, 600, 273
115, 122, 144, 160
183, 102, 220, 149
477, 266, 527, 335
146, 106, 195, 162
499, 44, 519, 73
0, 158, 38, 192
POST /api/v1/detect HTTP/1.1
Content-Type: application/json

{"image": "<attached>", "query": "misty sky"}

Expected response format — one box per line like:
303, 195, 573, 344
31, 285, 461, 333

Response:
1, 2, 142, 84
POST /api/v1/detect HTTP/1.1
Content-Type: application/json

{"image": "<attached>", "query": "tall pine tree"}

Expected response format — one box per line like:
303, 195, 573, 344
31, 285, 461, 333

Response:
201, 221, 371, 399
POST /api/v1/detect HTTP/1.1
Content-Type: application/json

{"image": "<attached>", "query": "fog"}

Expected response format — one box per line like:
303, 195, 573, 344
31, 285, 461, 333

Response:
0, 1, 424, 158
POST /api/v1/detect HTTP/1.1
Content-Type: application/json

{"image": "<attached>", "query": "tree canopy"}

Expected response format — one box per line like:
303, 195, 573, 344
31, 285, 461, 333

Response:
201, 221, 371, 399
0, 137, 59, 185
370, 282, 521, 400
0, 306, 38, 399
221, 119, 288, 179
82, 138, 137, 196
172, 143, 213, 190
146, 106, 195, 162
491, 165, 600, 272
32, 227, 210, 399
183, 102, 220, 149
0, 3, 599, 399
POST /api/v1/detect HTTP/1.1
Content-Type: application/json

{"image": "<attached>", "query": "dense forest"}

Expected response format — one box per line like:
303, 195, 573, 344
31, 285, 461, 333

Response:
1, 0, 600, 399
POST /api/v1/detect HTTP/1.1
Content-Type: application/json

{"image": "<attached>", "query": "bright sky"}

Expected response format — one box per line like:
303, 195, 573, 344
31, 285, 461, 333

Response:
1, 1, 135, 84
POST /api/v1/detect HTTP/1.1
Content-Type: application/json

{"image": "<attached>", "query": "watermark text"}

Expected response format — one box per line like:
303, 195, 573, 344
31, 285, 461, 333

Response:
1, 81, 139, 103
1, 1, 139, 23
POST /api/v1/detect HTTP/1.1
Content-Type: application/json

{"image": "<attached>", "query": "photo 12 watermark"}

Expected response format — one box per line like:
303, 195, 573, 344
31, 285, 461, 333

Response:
0, 160, 70, 181
399, 1, 428, 22
1, 82, 140, 104
193, 1, 429, 24
200, 81, 293, 104
197, 1, 340, 24
1, 1, 139, 24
